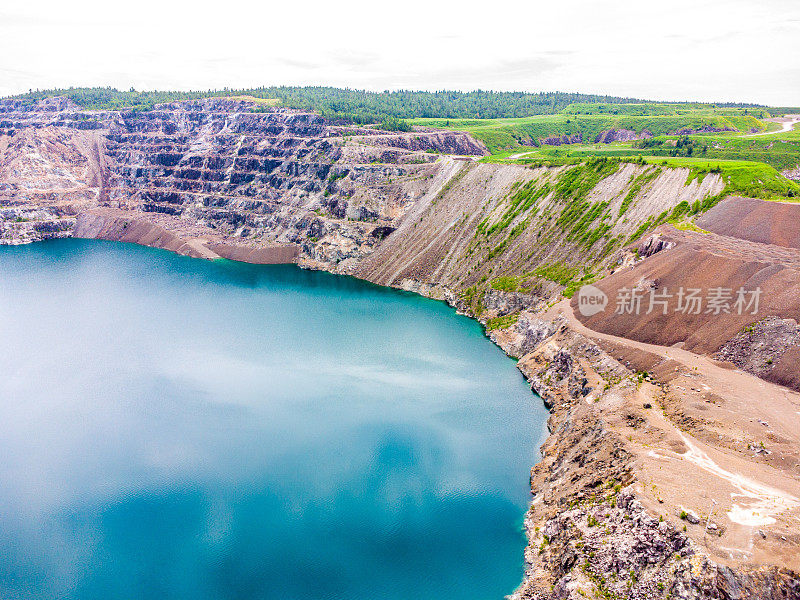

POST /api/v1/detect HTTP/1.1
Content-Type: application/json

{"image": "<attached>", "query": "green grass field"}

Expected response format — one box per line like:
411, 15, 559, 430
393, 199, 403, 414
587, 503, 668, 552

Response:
426, 102, 800, 202
481, 133, 800, 171
409, 103, 784, 154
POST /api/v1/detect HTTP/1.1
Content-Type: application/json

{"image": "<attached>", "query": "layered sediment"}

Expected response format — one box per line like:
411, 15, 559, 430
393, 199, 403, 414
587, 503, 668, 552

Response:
1, 96, 798, 599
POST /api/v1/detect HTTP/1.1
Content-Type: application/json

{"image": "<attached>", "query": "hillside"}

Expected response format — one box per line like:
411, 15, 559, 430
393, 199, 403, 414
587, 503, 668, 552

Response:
0, 96, 727, 306
355, 159, 723, 300
415, 105, 798, 152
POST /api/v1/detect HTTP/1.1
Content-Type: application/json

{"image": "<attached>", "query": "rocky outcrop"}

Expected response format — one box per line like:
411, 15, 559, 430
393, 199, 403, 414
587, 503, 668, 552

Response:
595, 128, 653, 143
483, 289, 541, 316
355, 129, 487, 155
637, 231, 676, 258
0, 207, 75, 244
518, 484, 800, 600
498, 313, 800, 600
716, 317, 800, 377
490, 314, 557, 359
541, 133, 583, 146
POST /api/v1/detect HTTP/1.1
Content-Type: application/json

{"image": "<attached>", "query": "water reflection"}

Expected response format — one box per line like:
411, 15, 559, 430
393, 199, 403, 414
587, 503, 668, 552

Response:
0, 239, 548, 600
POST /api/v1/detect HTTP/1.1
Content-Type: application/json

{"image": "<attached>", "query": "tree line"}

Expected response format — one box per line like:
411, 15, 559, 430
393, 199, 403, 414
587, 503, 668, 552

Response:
7, 86, 770, 124
10, 86, 647, 122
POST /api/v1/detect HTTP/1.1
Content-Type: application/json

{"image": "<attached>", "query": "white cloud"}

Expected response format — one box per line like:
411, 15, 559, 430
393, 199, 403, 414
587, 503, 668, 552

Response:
0, 0, 797, 105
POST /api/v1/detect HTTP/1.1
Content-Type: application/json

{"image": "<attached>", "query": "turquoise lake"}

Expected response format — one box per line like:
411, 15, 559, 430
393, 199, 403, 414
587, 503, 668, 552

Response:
0, 238, 549, 600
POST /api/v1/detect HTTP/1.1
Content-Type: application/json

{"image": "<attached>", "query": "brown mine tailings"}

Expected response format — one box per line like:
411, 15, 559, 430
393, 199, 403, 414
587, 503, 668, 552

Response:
73, 210, 221, 259
697, 196, 800, 249
574, 196, 800, 390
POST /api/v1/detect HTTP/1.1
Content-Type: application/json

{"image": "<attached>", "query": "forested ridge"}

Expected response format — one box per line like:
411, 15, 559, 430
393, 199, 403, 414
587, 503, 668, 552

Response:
7, 85, 765, 123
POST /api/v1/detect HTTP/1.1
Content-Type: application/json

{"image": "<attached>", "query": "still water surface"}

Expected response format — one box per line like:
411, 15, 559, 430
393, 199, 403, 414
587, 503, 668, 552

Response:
0, 239, 548, 600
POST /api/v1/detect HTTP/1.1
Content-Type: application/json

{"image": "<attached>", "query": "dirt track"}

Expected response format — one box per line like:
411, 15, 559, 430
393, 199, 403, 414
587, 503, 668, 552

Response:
549, 298, 800, 567
745, 115, 800, 137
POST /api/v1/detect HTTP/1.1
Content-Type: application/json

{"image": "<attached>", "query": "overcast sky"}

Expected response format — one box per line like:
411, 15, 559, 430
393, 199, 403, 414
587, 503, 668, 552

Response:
0, 0, 797, 106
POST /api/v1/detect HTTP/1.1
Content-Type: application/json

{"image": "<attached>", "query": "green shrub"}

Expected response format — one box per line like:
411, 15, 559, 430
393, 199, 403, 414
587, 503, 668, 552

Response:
485, 313, 520, 331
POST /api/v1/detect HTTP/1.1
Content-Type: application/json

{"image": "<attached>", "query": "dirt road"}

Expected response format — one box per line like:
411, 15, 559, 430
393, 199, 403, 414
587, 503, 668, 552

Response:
745, 114, 800, 137
546, 298, 800, 566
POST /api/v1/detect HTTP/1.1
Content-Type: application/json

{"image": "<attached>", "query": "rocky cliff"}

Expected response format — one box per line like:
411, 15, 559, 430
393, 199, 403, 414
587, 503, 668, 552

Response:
0, 96, 484, 265
0, 96, 719, 281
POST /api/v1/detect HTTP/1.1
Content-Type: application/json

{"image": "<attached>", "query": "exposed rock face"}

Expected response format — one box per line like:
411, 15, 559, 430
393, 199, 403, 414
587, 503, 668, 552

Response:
491, 315, 558, 362
637, 232, 676, 258
595, 128, 653, 143
0, 96, 484, 264
352, 129, 486, 154
483, 289, 541, 317
499, 312, 800, 600
0, 124, 105, 243
672, 126, 736, 135
0, 207, 75, 244
541, 133, 583, 146
716, 317, 800, 377
518, 486, 800, 600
